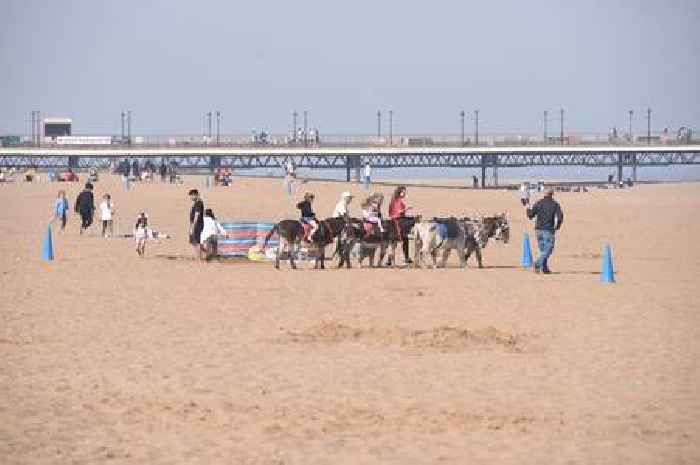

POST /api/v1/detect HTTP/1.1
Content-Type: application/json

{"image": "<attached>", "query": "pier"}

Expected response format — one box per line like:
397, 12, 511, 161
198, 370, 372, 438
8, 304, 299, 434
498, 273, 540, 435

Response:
1, 144, 699, 186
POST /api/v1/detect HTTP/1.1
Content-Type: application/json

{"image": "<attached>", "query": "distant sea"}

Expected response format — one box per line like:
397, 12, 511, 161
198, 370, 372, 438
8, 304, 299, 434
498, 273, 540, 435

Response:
248, 165, 700, 183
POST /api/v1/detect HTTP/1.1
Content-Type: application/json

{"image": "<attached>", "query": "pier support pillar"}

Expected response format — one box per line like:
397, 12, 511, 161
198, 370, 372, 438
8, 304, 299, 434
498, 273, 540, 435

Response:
480, 154, 487, 189
68, 156, 79, 170
353, 157, 361, 182
632, 153, 638, 182
617, 153, 624, 184
209, 155, 220, 173
493, 155, 499, 186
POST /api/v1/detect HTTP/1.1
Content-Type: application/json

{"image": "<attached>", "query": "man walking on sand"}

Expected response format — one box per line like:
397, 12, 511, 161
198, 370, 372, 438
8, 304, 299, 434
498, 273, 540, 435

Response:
526, 188, 563, 274
75, 182, 96, 234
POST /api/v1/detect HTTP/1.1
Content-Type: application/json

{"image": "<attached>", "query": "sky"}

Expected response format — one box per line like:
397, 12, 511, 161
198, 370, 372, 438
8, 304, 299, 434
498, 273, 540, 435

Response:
1, 0, 698, 136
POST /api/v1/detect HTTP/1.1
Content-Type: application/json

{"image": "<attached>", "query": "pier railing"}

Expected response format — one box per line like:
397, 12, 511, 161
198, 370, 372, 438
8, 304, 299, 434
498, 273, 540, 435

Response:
2, 130, 696, 148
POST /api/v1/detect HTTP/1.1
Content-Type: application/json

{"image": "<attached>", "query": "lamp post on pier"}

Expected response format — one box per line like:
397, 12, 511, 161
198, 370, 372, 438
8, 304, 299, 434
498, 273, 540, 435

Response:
205, 112, 212, 140
303, 110, 308, 147
216, 110, 221, 146
292, 111, 298, 143
460, 110, 465, 146
559, 108, 564, 145
628, 109, 633, 143
647, 108, 652, 145
474, 110, 479, 146
389, 110, 393, 145
127, 110, 132, 146
543, 110, 548, 144
377, 110, 381, 138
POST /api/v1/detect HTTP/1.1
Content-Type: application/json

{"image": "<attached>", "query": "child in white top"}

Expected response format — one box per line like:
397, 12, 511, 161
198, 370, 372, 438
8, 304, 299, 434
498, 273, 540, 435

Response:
134, 212, 148, 256
200, 209, 225, 260
99, 194, 114, 237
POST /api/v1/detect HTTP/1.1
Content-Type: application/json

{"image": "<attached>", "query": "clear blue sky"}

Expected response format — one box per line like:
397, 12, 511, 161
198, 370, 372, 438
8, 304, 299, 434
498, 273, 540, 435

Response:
1, 0, 698, 136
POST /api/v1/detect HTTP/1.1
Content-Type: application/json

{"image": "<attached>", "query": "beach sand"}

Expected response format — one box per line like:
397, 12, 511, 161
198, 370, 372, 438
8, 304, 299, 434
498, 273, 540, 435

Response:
1, 175, 698, 464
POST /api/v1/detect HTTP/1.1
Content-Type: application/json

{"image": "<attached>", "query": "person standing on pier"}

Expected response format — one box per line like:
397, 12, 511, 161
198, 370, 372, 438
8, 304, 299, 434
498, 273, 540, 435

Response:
525, 188, 564, 274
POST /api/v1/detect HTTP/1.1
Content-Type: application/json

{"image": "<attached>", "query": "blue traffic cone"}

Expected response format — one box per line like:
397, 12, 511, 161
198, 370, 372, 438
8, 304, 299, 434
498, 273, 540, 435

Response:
601, 245, 615, 283
521, 232, 533, 268
42, 225, 54, 261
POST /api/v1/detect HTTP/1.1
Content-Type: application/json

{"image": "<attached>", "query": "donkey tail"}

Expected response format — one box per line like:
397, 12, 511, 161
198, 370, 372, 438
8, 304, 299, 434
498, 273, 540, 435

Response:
263, 223, 279, 248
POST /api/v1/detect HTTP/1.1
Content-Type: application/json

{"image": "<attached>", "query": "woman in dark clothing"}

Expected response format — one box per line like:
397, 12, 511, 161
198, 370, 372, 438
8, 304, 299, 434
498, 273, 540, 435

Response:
189, 189, 205, 259
74, 183, 95, 234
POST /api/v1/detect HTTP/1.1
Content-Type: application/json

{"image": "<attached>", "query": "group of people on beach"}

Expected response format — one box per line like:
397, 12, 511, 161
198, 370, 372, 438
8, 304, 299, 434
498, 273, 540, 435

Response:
52, 182, 150, 256
46, 169, 564, 272
118, 158, 180, 184
294, 185, 414, 265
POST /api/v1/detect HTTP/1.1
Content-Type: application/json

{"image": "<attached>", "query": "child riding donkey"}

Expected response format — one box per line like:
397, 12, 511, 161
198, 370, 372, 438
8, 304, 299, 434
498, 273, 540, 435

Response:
296, 192, 318, 242
361, 193, 384, 239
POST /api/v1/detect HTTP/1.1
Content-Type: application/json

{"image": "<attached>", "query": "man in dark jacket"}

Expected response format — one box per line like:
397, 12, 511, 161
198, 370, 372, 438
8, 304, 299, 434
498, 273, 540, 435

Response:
526, 188, 564, 274
75, 182, 95, 234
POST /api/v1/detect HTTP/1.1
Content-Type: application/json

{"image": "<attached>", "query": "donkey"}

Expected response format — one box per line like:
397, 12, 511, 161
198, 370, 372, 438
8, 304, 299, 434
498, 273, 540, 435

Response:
463, 213, 510, 268
263, 217, 347, 270
335, 217, 385, 268
340, 216, 421, 268
413, 217, 466, 269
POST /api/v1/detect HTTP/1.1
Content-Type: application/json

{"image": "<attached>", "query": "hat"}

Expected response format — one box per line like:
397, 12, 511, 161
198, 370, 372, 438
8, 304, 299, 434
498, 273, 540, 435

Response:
341, 191, 353, 198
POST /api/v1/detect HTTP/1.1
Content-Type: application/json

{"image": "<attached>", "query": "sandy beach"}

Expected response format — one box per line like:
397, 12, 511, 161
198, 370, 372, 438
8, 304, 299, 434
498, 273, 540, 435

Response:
1, 175, 698, 465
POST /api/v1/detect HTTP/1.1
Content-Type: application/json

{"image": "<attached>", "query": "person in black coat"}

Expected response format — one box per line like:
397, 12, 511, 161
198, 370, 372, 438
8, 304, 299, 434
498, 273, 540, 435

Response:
75, 183, 95, 234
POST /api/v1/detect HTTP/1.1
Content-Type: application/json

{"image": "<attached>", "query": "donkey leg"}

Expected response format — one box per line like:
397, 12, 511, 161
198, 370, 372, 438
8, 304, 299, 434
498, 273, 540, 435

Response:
378, 244, 388, 268
275, 239, 282, 269
457, 242, 466, 269
290, 242, 298, 269
475, 245, 483, 268
440, 247, 451, 268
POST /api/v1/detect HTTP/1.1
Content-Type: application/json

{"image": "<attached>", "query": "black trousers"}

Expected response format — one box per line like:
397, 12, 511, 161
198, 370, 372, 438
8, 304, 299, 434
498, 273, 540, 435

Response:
80, 211, 93, 229
402, 237, 410, 262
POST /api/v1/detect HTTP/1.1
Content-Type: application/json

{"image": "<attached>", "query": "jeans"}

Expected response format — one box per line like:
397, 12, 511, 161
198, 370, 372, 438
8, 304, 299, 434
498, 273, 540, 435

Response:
364, 175, 370, 191
535, 229, 556, 271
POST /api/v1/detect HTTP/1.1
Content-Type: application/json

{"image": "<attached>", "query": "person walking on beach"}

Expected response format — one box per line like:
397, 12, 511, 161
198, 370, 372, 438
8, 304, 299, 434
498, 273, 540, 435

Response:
519, 182, 530, 206
53, 190, 69, 232
159, 161, 167, 182
99, 194, 115, 238
189, 189, 205, 260
363, 162, 372, 191
525, 188, 564, 274
134, 212, 148, 256
75, 183, 95, 234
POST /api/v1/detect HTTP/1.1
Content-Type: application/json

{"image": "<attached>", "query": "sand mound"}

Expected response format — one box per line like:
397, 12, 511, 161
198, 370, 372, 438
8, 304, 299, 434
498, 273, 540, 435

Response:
277, 321, 530, 352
